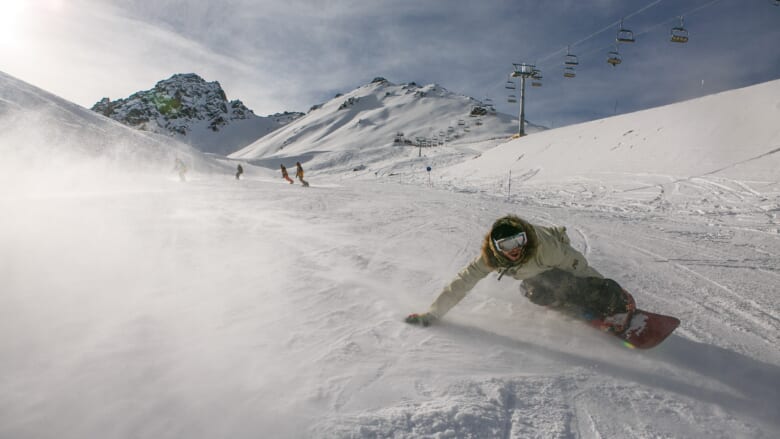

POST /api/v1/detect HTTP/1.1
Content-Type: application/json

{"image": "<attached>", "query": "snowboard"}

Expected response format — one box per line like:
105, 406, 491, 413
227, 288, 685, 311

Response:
591, 309, 680, 349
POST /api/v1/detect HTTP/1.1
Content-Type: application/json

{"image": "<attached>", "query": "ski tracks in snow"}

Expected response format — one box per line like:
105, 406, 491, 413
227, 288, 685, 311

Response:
300, 177, 780, 438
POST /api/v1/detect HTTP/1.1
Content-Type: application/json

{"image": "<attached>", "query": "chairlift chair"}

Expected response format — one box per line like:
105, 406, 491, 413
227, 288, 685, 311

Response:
563, 66, 576, 78
505, 80, 516, 90
531, 69, 543, 86
564, 46, 579, 66
607, 49, 622, 66
616, 19, 635, 43
507, 95, 517, 103
670, 16, 689, 43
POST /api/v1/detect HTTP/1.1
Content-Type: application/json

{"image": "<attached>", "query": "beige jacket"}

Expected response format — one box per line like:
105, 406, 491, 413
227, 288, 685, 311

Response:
428, 218, 602, 319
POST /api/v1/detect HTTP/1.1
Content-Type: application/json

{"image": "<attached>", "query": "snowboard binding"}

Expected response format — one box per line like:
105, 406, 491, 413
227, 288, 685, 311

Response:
589, 289, 636, 334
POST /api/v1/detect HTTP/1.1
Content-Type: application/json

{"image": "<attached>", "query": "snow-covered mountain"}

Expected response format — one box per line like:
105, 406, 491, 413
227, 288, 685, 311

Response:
92, 73, 304, 156
0, 70, 224, 191
230, 77, 544, 172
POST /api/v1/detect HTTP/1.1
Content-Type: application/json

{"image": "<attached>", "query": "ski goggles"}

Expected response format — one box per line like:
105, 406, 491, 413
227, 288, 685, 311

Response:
493, 232, 528, 252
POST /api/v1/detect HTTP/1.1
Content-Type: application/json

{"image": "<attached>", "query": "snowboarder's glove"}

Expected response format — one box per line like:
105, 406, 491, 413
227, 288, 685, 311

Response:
405, 313, 434, 327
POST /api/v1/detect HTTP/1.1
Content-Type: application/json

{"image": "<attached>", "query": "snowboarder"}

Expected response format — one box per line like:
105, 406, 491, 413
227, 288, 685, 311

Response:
236, 164, 244, 180
405, 215, 634, 331
173, 158, 188, 182
295, 161, 309, 187
280, 164, 294, 184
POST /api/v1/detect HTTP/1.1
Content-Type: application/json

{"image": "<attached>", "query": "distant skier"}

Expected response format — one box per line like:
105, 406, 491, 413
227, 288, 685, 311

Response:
280, 164, 294, 184
405, 215, 635, 332
173, 158, 188, 182
295, 161, 309, 187
236, 163, 244, 180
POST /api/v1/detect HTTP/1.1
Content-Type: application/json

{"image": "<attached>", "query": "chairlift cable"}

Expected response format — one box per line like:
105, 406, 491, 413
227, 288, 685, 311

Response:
630, 0, 721, 41
528, 0, 722, 74
534, 0, 664, 65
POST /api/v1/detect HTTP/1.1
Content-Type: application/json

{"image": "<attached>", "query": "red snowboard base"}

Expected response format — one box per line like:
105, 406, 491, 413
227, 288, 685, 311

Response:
595, 309, 680, 349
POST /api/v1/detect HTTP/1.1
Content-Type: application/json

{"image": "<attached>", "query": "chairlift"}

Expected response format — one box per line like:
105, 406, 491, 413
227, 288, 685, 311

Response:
670, 16, 689, 43
505, 80, 516, 90
564, 46, 579, 66
531, 69, 543, 86
563, 66, 576, 78
616, 19, 635, 43
607, 48, 622, 66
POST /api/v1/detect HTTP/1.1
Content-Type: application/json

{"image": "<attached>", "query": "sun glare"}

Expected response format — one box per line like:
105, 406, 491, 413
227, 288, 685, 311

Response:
0, 0, 29, 47
0, 0, 66, 49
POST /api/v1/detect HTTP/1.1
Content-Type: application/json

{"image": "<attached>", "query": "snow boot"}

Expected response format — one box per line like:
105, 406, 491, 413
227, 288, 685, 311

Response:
590, 289, 636, 334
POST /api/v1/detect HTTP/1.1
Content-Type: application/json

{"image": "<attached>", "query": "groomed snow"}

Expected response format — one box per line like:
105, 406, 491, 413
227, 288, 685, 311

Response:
1, 72, 779, 438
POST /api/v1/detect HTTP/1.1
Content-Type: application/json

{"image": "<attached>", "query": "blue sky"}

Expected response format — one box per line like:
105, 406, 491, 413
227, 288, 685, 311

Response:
2, 0, 778, 128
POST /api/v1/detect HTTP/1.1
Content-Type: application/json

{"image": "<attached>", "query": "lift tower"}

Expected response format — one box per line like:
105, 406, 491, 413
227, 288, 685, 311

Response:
510, 63, 536, 137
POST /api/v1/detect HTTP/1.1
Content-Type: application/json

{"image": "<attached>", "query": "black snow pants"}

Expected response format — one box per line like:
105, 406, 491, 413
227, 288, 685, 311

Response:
521, 268, 629, 319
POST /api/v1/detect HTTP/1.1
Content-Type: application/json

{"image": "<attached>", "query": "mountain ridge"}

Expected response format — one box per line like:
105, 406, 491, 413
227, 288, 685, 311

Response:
229, 76, 544, 173
91, 73, 304, 156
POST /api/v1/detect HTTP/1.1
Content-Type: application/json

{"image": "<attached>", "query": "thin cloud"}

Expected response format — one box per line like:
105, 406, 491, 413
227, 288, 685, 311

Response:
2, 0, 778, 125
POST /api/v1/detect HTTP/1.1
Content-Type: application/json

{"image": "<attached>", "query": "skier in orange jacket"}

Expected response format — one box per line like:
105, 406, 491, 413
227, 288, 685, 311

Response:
280, 164, 294, 184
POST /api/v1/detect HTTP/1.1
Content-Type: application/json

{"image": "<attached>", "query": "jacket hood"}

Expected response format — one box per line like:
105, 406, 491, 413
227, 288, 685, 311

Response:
481, 215, 538, 269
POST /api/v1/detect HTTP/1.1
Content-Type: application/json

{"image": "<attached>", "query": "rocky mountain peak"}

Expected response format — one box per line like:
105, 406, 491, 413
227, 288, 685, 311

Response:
91, 73, 303, 155
92, 73, 256, 135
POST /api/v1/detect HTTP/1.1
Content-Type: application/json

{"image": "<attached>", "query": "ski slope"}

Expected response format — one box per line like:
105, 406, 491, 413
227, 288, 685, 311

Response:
1, 171, 778, 438
1, 73, 779, 438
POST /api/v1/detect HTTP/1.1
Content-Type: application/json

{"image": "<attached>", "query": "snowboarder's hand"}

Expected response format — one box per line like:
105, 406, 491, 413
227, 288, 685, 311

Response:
405, 313, 434, 327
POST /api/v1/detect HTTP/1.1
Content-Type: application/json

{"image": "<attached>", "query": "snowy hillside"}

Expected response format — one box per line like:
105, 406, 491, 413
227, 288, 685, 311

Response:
440, 79, 780, 187
0, 71, 228, 192
92, 74, 303, 156
230, 77, 544, 173
1, 71, 779, 439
